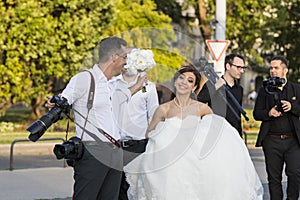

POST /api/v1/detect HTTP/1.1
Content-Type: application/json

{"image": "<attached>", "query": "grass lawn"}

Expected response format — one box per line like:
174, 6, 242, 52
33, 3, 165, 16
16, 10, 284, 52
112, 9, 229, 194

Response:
1, 107, 260, 145
0, 131, 75, 144
0, 108, 75, 144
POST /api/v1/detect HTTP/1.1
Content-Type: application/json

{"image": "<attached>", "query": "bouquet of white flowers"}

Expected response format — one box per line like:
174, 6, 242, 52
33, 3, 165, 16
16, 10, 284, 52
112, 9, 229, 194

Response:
125, 48, 156, 92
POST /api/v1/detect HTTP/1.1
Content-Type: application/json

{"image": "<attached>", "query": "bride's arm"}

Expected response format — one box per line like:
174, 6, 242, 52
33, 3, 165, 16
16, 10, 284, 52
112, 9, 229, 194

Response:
145, 105, 166, 138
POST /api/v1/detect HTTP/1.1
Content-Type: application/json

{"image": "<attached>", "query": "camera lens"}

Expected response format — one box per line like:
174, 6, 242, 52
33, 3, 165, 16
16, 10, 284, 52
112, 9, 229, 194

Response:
53, 137, 83, 160
53, 144, 68, 159
27, 111, 58, 142
26, 98, 67, 142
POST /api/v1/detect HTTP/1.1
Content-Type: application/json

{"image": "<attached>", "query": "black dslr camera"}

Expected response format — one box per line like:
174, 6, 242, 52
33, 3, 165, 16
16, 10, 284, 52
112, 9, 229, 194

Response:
263, 76, 285, 89
263, 76, 286, 112
53, 136, 83, 166
26, 96, 83, 166
27, 96, 71, 142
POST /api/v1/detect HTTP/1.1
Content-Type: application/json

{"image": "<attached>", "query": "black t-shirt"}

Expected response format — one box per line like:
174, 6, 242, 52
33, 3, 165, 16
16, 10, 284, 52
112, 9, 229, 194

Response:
225, 80, 243, 135
268, 83, 295, 134
198, 78, 243, 136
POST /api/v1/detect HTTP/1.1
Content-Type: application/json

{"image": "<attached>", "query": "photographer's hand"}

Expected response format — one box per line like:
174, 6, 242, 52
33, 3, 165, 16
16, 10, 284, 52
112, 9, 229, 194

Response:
45, 94, 62, 109
281, 100, 292, 112
45, 96, 55, 109
269, 106, 282, 117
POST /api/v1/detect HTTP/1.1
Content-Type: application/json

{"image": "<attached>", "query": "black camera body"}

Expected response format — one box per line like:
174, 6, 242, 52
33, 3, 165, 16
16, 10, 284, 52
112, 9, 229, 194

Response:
53, 136, 84, 166
26, 96, 85, 166
263, 76, 286, 112
27, 96, 71, 142
263, 76, 285, 88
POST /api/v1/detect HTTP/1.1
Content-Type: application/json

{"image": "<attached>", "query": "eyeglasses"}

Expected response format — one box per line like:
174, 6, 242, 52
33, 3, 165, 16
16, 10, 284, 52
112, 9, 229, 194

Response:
229, 63, 247, 71
116, 54, 127, 60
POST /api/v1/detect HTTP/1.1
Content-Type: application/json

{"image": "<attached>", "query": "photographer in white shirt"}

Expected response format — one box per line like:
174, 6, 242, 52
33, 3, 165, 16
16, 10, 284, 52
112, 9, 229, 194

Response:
46, 38, 148, 200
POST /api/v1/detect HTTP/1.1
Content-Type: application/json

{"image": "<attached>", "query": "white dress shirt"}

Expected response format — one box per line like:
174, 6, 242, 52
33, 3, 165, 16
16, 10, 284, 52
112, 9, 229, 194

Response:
62, 64, 120, 141
110, 74, 159, 140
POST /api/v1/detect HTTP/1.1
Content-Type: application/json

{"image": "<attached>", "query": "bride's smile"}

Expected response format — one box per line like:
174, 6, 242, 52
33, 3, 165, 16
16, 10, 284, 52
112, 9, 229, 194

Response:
175, 72, 196, 94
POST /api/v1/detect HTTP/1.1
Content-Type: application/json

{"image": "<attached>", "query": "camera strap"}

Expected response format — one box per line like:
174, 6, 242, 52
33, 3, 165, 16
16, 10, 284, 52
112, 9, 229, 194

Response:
72, 70, 121, 148
77, 70, 95, 141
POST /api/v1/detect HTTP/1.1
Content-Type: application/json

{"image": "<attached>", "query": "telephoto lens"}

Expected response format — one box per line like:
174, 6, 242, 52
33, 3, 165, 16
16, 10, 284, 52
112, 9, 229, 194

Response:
26, 96, 70, 142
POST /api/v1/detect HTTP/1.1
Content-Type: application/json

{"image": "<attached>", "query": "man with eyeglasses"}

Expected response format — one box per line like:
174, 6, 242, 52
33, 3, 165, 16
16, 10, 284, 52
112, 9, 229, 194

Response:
198, 53, 246, 137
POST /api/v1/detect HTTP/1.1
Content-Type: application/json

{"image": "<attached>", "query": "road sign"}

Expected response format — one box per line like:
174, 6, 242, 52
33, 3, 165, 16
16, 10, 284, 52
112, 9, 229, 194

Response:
205, 40, 230, 62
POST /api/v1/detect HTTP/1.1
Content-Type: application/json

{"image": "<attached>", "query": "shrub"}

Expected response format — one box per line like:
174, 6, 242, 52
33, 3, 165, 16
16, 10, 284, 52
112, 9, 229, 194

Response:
0, 122, 21, 133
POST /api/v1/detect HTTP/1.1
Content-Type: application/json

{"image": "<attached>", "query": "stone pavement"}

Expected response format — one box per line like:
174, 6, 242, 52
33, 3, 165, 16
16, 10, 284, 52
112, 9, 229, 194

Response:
0, 143, 73, 200
250, 148, 288, 200
0, 143, 290, 200
0, 167, 73, 200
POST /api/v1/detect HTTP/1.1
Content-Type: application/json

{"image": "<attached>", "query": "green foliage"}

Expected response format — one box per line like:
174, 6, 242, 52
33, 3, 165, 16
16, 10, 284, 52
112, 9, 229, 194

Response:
0, 0, 118, 116
106, 0, 185, 82
242, 109, 261, 131
0, 0, 187, 116
0, 122, 21, 133
148, 49, 184, 83
114, 0, 171, 30
154, 0, 182, 23
199, 0, 300, 82
0, 131, 75, 144
0, 108, 75, 132
260, 0, 300, 82
202, 0, 272, 66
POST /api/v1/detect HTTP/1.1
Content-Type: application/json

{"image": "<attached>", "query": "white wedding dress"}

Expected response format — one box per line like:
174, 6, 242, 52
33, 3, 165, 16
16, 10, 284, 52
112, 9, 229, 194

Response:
124, 114, 263, 200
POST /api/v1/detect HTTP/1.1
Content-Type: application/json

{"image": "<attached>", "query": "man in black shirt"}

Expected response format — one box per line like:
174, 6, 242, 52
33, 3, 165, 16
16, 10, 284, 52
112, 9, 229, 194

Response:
198, 53, 246, 137
253, 56, 300, 200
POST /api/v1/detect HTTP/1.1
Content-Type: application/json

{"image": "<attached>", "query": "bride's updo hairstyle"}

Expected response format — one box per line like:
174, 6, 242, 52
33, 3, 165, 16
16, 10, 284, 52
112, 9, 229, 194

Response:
173, 65, 201, 99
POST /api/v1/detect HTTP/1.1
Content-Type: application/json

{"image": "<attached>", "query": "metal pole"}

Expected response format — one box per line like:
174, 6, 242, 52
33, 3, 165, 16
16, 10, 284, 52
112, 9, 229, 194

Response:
9, 137, 65, 171
214, 0, 226, 75
215, 0, 226, 40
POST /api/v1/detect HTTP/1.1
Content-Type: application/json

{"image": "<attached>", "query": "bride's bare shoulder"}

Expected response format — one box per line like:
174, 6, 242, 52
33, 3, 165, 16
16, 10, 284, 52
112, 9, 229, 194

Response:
195, 100, 213, 116
156, 101, 171, 115
156, 100, 171, 109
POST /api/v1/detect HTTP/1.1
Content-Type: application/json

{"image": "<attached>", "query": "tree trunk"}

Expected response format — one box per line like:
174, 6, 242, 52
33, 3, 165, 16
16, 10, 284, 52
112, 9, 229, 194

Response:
30, 94, 46, 118
197, 0, 212, 39
0, 102, 12, 117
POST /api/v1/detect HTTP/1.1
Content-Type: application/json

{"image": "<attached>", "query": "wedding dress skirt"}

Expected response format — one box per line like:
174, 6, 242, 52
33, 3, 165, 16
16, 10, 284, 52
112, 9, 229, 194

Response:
124, 114, 263, 200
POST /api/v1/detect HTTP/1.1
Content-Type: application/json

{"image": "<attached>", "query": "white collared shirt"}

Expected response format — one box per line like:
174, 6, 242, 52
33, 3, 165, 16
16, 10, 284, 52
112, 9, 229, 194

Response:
62, 64, 120, 141
110, 74, 159, 140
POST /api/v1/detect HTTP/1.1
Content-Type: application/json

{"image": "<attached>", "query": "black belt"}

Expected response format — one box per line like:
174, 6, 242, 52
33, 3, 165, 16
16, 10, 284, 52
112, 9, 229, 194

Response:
119, 139, 148, 148
267, 134, 295, 139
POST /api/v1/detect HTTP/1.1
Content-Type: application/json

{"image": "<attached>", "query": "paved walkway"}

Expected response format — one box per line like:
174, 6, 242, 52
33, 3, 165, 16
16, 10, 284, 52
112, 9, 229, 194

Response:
0, 143, 289, 200
0, 167, 73, 200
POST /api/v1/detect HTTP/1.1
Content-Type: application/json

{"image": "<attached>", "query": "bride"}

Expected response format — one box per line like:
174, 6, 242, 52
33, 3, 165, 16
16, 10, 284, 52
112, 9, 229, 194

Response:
124, 66, 263, 200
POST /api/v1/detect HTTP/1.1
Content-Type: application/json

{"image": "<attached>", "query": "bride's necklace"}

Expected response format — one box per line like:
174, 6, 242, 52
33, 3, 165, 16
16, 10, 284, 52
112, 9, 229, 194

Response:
173, 98, 191, 109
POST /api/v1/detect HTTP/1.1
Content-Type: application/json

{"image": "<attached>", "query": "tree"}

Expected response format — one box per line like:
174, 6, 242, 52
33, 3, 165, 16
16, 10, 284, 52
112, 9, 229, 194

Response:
195, 0, 272, 64
106, 0, 186, 83
194, 0, 300, 82
0, 0, 118, 117
0, 0, 185, 117
260, 0, 300, 82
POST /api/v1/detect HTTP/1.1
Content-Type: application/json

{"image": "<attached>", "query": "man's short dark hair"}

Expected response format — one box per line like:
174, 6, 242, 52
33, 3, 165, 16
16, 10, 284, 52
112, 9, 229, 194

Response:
271, 55, 289, 68
224, 53, 245, 71
98, 36, 127, 63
